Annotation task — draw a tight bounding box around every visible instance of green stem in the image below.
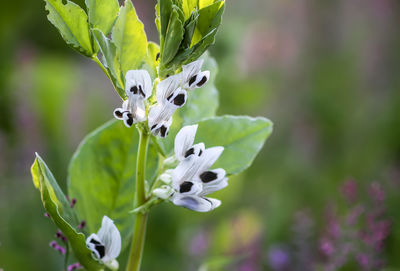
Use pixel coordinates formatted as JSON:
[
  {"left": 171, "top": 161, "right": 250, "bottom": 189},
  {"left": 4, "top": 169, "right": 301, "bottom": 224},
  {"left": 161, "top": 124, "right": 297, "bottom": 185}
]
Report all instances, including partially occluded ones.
[{"left": 126, "top": 129, "right": 150, "bottom": 271}]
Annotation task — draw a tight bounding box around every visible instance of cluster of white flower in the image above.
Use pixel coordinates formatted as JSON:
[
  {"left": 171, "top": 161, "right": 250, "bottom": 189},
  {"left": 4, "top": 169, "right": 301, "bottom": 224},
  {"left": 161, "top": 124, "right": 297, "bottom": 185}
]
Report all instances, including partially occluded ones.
[
  {"left": 153, "top": 125, "right": 228, "bottom": 212},
  {"left": 113, "top": 60, "right": 210, "bottom": 137}
]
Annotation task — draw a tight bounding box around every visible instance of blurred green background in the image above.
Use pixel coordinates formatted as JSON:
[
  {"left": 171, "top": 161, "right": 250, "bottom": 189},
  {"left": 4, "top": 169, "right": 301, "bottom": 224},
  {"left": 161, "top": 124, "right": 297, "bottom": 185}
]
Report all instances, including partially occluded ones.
[{"left": 1, "top": 0, "right": 400, "bottom": 270}]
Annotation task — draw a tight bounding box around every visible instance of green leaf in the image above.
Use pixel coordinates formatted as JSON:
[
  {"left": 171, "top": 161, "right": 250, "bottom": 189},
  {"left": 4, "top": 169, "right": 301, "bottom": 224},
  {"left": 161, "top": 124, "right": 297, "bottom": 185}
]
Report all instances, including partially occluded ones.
[
  {"left": 184, "top": 1, "right": 224, "bottom": 62},
  {"left": 93, "top": 29, "right": 125, "bottom": 98},
  {"left": 157, "top": 115, "right": 273, "bottom": 175},
  {"left": 31, "top": 154, "right": 103, "bottom": 271},
  {"left": 145, "top": 42, "right": 161, "bottom": 79},
  {"left": 112, "top": 0, "right": 148, "bottom": 78},
  {"left": 68, "top": 120, "right": 159, "bottom": 249},
  {"left": 181, "top": 10, "right": 199, "bottom": 49},
  {"left": 45, "top": 0, "right": 94, "bottom": 57},
  {"left": 86, "top": 0, "right": 120, "bottom": 36},
  {"left": 159, "top": 0, "right": 174, "bottom": 38},
  {"left": 182, "top": 0, "right": 198, "bottom": 20},
  {"left": 195, "top": 116, "right": 273, "bottom": 175},
  {"left": 161, "top": 6, "right": 185, "bottom": 65}
]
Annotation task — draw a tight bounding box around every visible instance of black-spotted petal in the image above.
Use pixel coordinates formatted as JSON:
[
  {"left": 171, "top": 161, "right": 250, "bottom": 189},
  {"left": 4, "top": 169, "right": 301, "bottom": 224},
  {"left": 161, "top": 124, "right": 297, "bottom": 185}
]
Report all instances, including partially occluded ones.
[{"left": 125, "top": 70, "right": 152, "bottom": 99}]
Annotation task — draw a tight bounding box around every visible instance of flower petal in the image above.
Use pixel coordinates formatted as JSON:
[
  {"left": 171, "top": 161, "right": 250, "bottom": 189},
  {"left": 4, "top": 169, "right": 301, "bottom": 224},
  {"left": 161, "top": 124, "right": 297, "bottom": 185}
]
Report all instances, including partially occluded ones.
[
  {"left": 97, "top": 216, "right": 121, "bottom": 263},
  {"left": 165, "top": 88, "right": 187, "bottom": 108},
  {"left": 182, "top": 59, "right": 203, "bottom": 88},
  {"left": 149, "top": 117, "right": 173, "bottom": 138},
  {"left": 192, "top": 70, "right": 210, "bottom": 88},
  {"left": 204, "top": 197, "right": 221, "bottom": 210},
  {"left": 196, "top": 146, "right": 224, "bottom": 174},
  {"left": 113, "top": 108, "right": 126, "bottom": 120},
  {"left": 156, "top": 74, "right": 182, "bottom": 103},
  {"left": 86, "top": 233, "right": 103, "bottom": 259},
  {"left": 171, "top": 194, "right": 213, "bottom": 212},
  {"left": 174, "top": 124, "right": 198, "bottom": 161},
  {"left": 172, "top": 157, "right": 202, "bottom": 189},
  {"left": 125, "top": 70, "right": 152, "bottom": 99}
]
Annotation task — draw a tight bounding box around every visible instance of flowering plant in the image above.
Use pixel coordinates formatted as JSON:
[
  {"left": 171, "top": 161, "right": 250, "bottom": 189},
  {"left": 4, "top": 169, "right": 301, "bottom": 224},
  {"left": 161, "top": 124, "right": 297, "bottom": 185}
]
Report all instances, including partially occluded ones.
[{"left": 31, "top": 0, "right": 272, "bottom": 270}]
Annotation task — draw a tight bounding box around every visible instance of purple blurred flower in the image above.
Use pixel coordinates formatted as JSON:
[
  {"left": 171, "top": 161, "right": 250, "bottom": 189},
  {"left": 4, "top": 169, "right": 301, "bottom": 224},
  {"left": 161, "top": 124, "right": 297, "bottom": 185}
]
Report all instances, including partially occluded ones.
[{"left": 267, "top": 246, "right": 290, "bottom": 271}]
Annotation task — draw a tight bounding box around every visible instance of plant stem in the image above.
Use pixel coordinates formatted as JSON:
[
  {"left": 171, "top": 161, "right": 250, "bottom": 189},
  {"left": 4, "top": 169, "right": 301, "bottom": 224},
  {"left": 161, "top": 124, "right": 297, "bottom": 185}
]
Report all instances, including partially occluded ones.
[{"left": 125, "top": 128, "right": 150, "bottom": 271}]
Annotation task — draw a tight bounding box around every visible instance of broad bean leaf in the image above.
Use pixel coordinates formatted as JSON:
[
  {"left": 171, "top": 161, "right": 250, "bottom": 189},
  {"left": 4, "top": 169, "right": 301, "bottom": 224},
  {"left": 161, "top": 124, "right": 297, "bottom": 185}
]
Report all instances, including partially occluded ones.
[
  {"left": 161, "top": 6, "right": 185, "bottom": 65},
  {"left": 86, "top": 0, "right": 120, "bottom": 36},
  {"left": 182, "top": 0, "right": 198, "bottom": 20},
  {"left": 68, "top": 120, "right": 159, "bottom": 249},
  {"left": 181, "top": 10, "right": 199, "bottom": 49},
  {"left": 93, "top": 29, "right": 125, "bottom": 98},
  {"left": 145, "top": 42, "right": 161, "bottom": 79},
  {"left": 31, "top": 154, "right": 103, "bottom": 271},
  {"left": 157, "top": 115, "right": 273, "bottom": 176},
  {"left": 112, "top": 0, "right": 148, "bottom": 78},
  {"left": 195, "top": 115, "right": 273, "bottom": 175},
  {"left": 44, "top": 0, "right": 94, "bottom": 57}
]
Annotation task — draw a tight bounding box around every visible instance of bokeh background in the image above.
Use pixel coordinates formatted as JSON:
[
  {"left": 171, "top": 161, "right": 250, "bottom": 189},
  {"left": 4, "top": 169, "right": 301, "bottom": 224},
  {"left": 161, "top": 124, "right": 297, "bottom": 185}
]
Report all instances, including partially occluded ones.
[{"left": 1, "top": 0, "right": 400, "bottom": 270}]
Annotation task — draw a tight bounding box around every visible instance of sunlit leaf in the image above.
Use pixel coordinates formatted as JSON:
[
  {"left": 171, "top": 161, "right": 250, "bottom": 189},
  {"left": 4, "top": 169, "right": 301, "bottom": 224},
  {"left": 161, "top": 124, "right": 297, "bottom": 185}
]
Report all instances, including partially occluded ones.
[
  {"left": 44, "top": 0, "right": 94, "bottom": 57},
  {"left": 112, "top": 0, "right": 148, "bottom": 78},
  {"left": 157, "top": 115, "right": 273, "bottom": 176},
  {"left": 31, "top": 154, "right": 103, "bottom": 271},
  {"left": 161, "top": 6, "right": 185, "bottom": 65},
  {"left": 93, "top": 29, "right": 125, "bottom": 98},
  {"left": 86, "top": 0, "right": 120, "bottom": 36},
  {"left": 68, "top": 120, "right": 159, "bottom": 250},
  {"left": 195, "top": 115, "right": 273, "bottom": 175},
  {"left": 145, "top": 42, "right": 161, "bottom": 79}
]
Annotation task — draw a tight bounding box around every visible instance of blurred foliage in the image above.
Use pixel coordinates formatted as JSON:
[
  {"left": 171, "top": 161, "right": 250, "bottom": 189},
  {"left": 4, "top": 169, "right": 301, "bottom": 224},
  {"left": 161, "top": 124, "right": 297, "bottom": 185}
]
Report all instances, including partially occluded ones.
[{"left": 1, "top": 0, "right": 400, "bottom": 270}]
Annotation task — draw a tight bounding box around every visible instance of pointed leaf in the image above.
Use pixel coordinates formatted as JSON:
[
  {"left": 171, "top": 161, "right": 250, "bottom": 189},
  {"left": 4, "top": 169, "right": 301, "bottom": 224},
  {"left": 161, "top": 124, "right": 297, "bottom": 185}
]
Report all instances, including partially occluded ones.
[
  {"left": 31, "top": 154, "right": 103, "bottom": 271},
  {"left": 161, "top": 6, "right": 185, "bottom": 65},
  {"left": 86, "top": 0, "right": 120, "bottom": 36},
  {"left": 93, "top": 29, "right": 125, "bottom": 98},
  {"left": 112, "top": 0, "right": 148, "bottom": 77},
  {"left": 195, "top": 116, "right": 273, "bottom": 175},
  {"left": 68, "top": 120, "right": 159, "bottom": 250},
  {"left": 45, "top": 0, "right": 94, "bottom": 57}
]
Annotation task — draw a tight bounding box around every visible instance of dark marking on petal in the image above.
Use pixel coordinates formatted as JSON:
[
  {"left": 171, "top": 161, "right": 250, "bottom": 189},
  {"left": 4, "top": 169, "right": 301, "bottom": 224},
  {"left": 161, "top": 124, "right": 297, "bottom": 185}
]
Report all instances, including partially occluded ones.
[
  {"left": 156, "top": 52, "right": 160, "bottom": 61},
  {"left": 151, "top": 124, "right": 157, "bottom": 130},
  {"left": 130, "top": 85, "right": 138, "bottom": 94},
  {"left": 167, "top": 93, "right": 173, "bottom": 101},
  {"left": 189, "top": 75, "right": 197, "bottom": 87},
  {"left": 114, "top": 109, "right": 123, "bottom": 118},
  {"left": 173, "top": 94, "right": 185, "bottom": 106},
  {"left": 139, "top": 85, "right": 146, "bottom": 98},
  {"left": 89, "top": 239, "right": 101, "bottom": 245},
  {"left": 180, "top": 181, "right": 194, "bottom": 193},
  {"left": 125, "top": 113, "right": 134, "bottom": 127},
  {"left": 95, "top": 244, "right": 105, "bottom": 259},
  {"left": 160, "top": 125, "right": 168, "bottom": 137},
  {"left": 196, "top": 76, "right": 208, "bottom": 87},
  {"left": 184, "top": 148, "right": 195, "bottom": 158},
  {"left": 200, "top": 171, "right": 218, "bottom": 183},
  {"left": 198, "top": 149, "right": 203, "bottom": 156}
]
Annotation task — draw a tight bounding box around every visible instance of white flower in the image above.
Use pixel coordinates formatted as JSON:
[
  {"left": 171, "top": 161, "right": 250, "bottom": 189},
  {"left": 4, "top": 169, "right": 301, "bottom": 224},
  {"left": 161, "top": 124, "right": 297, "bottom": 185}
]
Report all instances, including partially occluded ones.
[
  {"left": 154, "top": 125, "right": 228, "bottom": 212},
  {"left": 86, "top": 216, "right": 121, "bottom": 268},
  {"left": 113, "top": 70, "right": 152, "bottom": 127},
  {"left": 148, "top": 60, "right": 210, "bottom": 137},
  {"left": 181, "top": 60, "right": 210, "bottom": 91},
  {"left": 148, "top": 74, "right": 187, "bottom": 137},
  {"left": 174, "top": 124, "right": 205, "bottom": 161}
]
